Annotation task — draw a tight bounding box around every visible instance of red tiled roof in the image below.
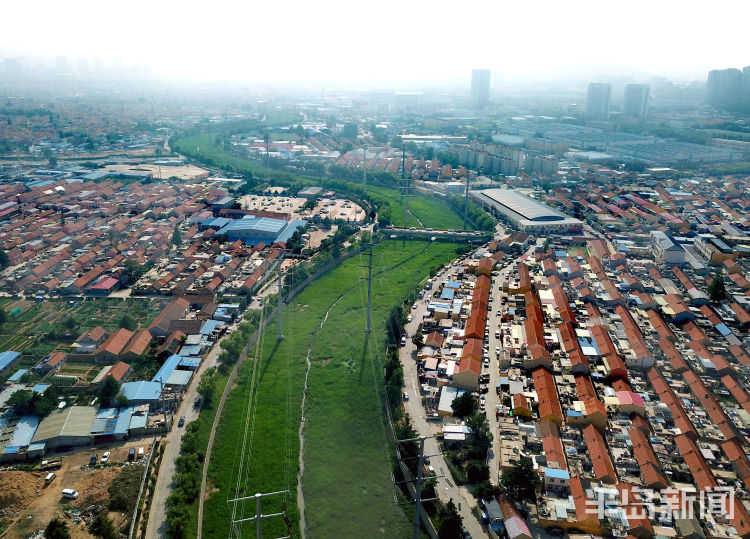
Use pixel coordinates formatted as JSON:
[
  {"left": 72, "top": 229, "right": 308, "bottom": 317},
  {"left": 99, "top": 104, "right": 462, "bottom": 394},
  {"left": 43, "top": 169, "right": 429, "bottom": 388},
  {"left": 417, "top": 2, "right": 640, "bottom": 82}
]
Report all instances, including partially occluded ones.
[{"left": 583, "top": 424, "right": 616, "bottom": 484}]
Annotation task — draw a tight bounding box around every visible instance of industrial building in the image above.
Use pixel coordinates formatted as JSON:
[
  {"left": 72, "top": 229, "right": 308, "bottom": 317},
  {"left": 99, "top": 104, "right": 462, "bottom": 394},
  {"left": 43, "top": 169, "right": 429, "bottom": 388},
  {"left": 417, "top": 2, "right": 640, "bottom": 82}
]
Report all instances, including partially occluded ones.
[
  {"left": 31, "top": 405, "right": 98, "bottom": 450},
  {"left": 213, "top": 216, "right": 307, "bottom": 245},
  {"left": 469, "top": 189, "right": 582, "bottom": 234}
]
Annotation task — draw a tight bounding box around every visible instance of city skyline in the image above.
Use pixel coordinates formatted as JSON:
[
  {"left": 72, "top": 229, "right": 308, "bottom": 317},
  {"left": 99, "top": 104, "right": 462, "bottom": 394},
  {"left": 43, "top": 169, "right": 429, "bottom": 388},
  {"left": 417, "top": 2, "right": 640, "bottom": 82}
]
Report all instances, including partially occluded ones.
[{"left": 1, "top": 0, "right": 748, "bottom": 85}]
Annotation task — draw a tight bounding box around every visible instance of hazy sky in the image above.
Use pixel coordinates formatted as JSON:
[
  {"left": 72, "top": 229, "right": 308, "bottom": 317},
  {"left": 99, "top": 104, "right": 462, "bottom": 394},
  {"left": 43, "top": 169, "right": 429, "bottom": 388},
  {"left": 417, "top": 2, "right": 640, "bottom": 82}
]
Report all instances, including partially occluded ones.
[{"left": 2, "top": 0, "right": 748, "bottom": 85}]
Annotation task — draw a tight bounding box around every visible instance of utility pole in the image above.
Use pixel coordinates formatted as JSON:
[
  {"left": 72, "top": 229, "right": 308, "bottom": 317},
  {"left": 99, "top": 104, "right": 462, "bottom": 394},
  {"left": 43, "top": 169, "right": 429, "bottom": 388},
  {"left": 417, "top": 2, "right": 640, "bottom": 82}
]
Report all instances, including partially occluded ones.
[
  {"left": 463, "top": 175, "right": 469, "bottom": 231},
  {"left": 366, "top": 242, "right": 373, "bottom": 333},
  {"left": 412, "top": 437, "right": 426, "bottom": 539},
  {"left": 228, "top": 489, "right": 290, "bottom": 539},
  {"left": 362, "top": 145, "right": 367, "bottom": 193},
  {"left": 402, "top": 145, "right": 408, "bottom": 229},
  {"left": 277, "top": 264, "right": 284, "bottom": 340}
]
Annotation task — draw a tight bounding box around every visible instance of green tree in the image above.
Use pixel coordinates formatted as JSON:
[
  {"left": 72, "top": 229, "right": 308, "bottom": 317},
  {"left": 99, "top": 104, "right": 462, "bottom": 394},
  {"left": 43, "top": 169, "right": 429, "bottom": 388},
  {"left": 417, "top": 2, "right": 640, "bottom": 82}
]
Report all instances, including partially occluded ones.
[
  {"left": 45, "top": 517, "right": 71, "bottom": 539},
  {"left": 98, "top": 377, "right": 121, "bottom": 408},
  {"left": 89, "top": 513, "right": 116, "bottom": 539},
  {"left": 435, "top": 500, "right": 463, "bottom": 539},
  {"left": 0, "top": 308, "right": 6, "bottom": 326},
  {"left": 196, "top": 367, "right": 217, "bottom": 407},
  {"left": 500, "top": 457, "right": 540, "bottom": 502},
  {"left": 708, "top": 272, "right": 727, "bottom": 303},
  {"left": 64, "top": 316, "right": 76, "bottom": 330},
  {"left": 120, "top": 314, "right": 136, "bottom": 331},
  {"left": 171, "top": 226, "right": 182, "bottom": 247},
  {"left": 451, "top": 392, "right": 476, "bottom": 418},
  {"left": 0, "top": 249, "right": 9, "bottom": 268}
]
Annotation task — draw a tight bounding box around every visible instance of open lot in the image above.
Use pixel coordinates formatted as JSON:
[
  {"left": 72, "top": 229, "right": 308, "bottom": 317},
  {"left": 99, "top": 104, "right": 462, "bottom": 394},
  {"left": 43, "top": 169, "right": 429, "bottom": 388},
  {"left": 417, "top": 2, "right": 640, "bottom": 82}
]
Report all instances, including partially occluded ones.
[
  {"left": 200, "top": 240, "right": 460, "bottom": 538},
  {"left": 313, "top": 197, "right": 364, "bottom": 222},
  {"left": 1, "top": 440, "right": 151, "bottom": 537},
  {"left": 239, "top": 194, "right": 306, "bottom": 215}
]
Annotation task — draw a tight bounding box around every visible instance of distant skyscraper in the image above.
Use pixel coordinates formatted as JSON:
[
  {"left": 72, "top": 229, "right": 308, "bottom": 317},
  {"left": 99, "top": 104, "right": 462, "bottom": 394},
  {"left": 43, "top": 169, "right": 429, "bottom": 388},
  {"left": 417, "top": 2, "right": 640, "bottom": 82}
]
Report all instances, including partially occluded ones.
[
  {"left": 586, "top": 82, "right": 611, "bottom": 118},
  {"left": 707, "top": 68, "right": 743, "bottom": 110},
  {"left": 743, "top": 67, "right": 750, "bottom": 108},
  {"left": 471, "top": 69, "right": 491, "bottom": 110},
  {"left": 623, "top": 83, "right": 650, "bottom": 118}
]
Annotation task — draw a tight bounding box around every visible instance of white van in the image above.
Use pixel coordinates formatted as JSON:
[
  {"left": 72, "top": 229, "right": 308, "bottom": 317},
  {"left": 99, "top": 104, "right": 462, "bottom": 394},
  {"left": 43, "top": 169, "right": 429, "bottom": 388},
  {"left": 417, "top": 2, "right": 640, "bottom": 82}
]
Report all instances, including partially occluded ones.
[
  {"left": 137, "top": 447, "right": 145, "bottom": 459},
  {"left": 61, "top": 488, "right": 79, "bottom": 499},
  {"left": 44, "top": 472, "right": 56, "bottom": 485}
]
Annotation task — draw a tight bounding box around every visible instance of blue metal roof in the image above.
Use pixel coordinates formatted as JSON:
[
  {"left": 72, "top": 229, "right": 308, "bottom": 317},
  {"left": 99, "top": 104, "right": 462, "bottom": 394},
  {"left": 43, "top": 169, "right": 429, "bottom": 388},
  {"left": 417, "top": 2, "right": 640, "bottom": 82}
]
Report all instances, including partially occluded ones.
[
  {"left": 114, "top": 406, "right": 136, "bottom": 435},
  {"left": 179, "top": 357, "right": 202, "bottom": 369},
  {"left": 5, "top": 415, "right": 40, "bottom": 452},
  {"left": 179, "top": 344, "right": 203, "bottom": 357},
  {"left": 121, "top": 381, "right": 162, "bottom": 402},
  {"left": 715, "top": 323, "right": 732, "bottom": 337},
  {"left": 0, "top": 351, "right": 20, "bottom": 373},
  {"left": 32, "top": 384, "right": 50, "bottom": 394},
  {"left": 201, "top": 319, "right": 223, "bottom": 335},
  {"left": 543, "top": 467, "right": 571, "bottom": 480},
  {"left": 8, "top": 369, "right": 27, "bottom": 382},
  {"left": 166, "top": 370, "right": 192, "bottom": 387},
  {"left": 440, "top": 288, "right": 455, "bottom": 300},
  {"left": 152, "top": 354, "right": 182, "bottom": 385},
  {"left": 276, "top": 219, "right": 307, "bottom": 244}
]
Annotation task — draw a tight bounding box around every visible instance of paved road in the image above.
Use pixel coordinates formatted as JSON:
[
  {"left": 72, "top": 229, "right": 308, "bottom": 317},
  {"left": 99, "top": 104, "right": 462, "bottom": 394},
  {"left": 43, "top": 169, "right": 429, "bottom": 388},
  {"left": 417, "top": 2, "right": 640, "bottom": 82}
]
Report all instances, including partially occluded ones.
[
  {"left": 144, "top": 322, "right": 236, "bottom": 538},
  {"left": 401, "top": 264, "right": 487, "bottom": 539}
]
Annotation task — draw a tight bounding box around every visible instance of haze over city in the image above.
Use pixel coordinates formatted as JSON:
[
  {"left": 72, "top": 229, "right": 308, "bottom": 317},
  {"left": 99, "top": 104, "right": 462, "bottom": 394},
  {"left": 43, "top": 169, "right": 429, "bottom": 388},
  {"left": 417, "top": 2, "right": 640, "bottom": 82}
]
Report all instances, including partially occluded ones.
[
  {"left": 2, "top": 0, "right": 749, "bottom": 85},
  {"left": 3, "top": 1, "right": 750, "bottom": 539}
]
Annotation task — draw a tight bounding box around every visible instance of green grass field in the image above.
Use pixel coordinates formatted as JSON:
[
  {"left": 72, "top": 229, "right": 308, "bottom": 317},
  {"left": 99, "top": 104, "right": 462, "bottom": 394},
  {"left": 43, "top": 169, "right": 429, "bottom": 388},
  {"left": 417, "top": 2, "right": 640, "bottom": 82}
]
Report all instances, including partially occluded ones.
[
  {"left": 172, "top": 132, "right": 469, "bottom": 231},
  {"left": 201, "top": 240, "right": 460, "bottom": 538},
  {"left": 366, "top": 185, "right": 467, "bottom": 230}
]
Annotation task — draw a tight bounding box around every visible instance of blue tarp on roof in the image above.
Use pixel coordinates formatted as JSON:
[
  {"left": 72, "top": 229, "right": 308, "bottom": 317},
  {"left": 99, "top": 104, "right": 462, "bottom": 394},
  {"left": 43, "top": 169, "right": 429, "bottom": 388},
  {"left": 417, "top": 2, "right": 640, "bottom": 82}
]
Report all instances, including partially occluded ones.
[
  {"left": 444, "top": 281, "right": 461, "bottom": 290},
  {"left": 32, "top": 384, "right": 50, "bottom": 394},
  {"left": 152, "top": 354, "right": 181, "bottom": 385},
  {"left": 555, "top": 250, "right": 568, "bottom": 258}
]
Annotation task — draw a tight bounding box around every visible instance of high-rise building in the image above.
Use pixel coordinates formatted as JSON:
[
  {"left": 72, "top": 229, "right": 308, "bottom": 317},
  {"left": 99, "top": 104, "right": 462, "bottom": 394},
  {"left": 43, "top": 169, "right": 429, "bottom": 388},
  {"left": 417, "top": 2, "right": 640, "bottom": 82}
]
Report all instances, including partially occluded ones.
[
  {"left": 586, "top": 82, "right": 611, "bottom": 118},
  {"left": 707, "top": 68, "right": 743, "bottom": 110},
  {"left": 743, "top": 67, "right": 750, "bottom": 108},
  {"left": 471, "top": 69, "right": 491, "bottom": 110},
  {"left": 623, "top": 83, "right": 650, "bottom": 118}
]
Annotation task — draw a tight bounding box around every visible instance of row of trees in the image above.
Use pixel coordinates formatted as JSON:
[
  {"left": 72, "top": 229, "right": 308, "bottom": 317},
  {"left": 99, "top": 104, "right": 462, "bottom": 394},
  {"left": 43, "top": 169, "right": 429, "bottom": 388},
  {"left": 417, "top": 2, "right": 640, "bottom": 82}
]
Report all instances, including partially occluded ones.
[{"left": 446, "top": 195, "right": 496, "bottom": 231}]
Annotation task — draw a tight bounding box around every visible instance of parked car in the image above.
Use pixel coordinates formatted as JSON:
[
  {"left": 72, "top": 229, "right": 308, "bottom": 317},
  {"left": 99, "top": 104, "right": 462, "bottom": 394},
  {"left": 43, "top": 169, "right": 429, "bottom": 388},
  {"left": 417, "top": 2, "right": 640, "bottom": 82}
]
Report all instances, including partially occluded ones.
[
  {"left": 89, "top": 454, "right": 98, "bottom": 466},
  {"left": 178, "top": 416, "right": 185, "bottom": 427},
  {"left": 100, "top": 451, "right": 110, "bottom": 464},
  {"left": 403, "top": 392, "right": 409, "bottom": 401},
  {"left": 137, "top": 447, "right": 144, "bottom": 459},
  {"left": 44, "top": 472, "right": 56, "bottom": 485},
  {"left": 61, "top": 489, "right": 79, "bottom": 499},
  {"left": 128, "top": 448, "right": 135, "bottom": 462}
]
